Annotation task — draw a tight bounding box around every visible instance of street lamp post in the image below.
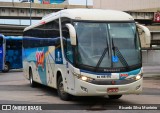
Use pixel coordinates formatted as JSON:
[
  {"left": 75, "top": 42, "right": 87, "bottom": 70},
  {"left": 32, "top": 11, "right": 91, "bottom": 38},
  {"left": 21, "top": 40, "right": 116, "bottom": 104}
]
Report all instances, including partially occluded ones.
[
  {"left": 30, "top": 0, "right": 32, "bottom": 25},
  {"left": 86, "top": 0, "right": 88, "bottom": 8},
  {"left": 12, "top": 0, "right": 14, "bottom": 6}
]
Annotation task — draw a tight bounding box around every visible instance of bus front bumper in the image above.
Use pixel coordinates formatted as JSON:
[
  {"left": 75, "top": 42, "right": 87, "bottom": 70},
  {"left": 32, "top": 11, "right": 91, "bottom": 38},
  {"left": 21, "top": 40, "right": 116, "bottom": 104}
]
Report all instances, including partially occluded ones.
[{"left": 72, "top": 78, "right": 142, "bottom": 96}]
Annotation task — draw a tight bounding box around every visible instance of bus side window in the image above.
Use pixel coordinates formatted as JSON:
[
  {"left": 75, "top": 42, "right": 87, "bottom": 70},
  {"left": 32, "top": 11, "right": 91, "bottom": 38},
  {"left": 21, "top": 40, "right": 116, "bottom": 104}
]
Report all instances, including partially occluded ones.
[{"left": 44, "top": 19, "right": 60, "bottom": 38}]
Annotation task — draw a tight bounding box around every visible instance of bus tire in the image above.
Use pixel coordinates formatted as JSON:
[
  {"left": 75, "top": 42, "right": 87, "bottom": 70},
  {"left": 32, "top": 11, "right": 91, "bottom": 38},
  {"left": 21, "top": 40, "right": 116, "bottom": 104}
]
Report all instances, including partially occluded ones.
[
  {"left": 57, "top": 76, "right": 71, "bottom": 101},
  {"left": 2, "top": 62, "right": 10, "bottom": 73},
  {"left": 108, "top": 95, "right": 122, "bottom": 99},
  {"left": 29, "top": 69, "right": 37, "bottom": 88}
]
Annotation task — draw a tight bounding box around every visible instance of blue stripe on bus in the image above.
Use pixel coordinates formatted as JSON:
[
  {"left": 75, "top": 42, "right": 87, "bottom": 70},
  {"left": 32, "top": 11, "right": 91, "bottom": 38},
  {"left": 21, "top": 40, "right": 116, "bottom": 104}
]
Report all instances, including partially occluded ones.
[
  {"left": 23, "top": 37, "right": 60, "bottom": 40},
  {"left": 80, "top": 69, "right": 111, "bottom": 75},
  {"left": 120, "top": 68, "right": 141, "bottom": 75},
  {"left": 5, "top": 36, "right": 23, "bottom": 40},
  {"left": 80, "top": 68, "right": 141, "bottom": 76}
]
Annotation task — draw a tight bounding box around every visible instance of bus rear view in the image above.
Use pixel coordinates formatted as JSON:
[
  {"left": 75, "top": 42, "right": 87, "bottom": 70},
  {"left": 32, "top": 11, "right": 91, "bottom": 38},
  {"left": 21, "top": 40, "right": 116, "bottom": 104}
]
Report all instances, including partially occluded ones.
[{"left": 0, "top": 35, "right": 23, "bottom": 72}]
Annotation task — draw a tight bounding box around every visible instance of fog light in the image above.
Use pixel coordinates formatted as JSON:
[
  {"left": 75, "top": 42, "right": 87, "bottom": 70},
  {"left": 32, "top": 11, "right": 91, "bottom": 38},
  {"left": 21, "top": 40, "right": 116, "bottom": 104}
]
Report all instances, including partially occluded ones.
[
  {"left": 136, "top": 85, "right": 141, "bottom": 90},
  {"left": 81, "top": 76, "right": 88, "bottom": 81},
  {"left": 81, "top": 86, "right": 88, "bottom": 92},
  {"left": 136, "top": 74, "right": 141, "bottom": 80}
]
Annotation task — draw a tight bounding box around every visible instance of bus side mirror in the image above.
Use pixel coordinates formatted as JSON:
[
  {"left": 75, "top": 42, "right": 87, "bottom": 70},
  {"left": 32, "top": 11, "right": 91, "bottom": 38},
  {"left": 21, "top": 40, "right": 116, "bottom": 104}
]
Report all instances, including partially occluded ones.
[
  {"left": 136, "top": 24, "right": 151, "bottom": 48},
  {"left": 66, "top": 24, "right": 77, "bottom": 46}
]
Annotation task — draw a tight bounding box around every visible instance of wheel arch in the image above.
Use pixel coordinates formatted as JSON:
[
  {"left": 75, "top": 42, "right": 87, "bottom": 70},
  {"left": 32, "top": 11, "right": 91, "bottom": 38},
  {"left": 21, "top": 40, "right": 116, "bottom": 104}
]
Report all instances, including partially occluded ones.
[
  {"left": 28, "top": 65, "right": 33, "bottom": 80},
  {"left": 56, "top": 69, "right": 63, "bottom": 89}
]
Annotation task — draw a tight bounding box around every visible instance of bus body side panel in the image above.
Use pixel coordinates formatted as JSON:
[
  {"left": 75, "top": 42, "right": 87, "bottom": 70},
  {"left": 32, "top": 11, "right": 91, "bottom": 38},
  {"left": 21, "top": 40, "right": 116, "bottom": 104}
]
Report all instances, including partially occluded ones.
[
  {"left": 45, "top": 46, "right": 56, "bottom": 87},
  {"left": 23, "top": 57, "right": 30, "bottom": 80},
  {"left": 23, "top": 45, "right": 65, "bottom": 88},
  {"left": 0, "top": 36, "right": 5, "bottom": 71},
  {"left": 0, "top": 46, "right": 3, "bottom": 70},
  {"left": 24, "top": 47, "right": 48, "bottom": 85},
  {"left": 6, "top": 48, "right": 22, "bottom": 69}
]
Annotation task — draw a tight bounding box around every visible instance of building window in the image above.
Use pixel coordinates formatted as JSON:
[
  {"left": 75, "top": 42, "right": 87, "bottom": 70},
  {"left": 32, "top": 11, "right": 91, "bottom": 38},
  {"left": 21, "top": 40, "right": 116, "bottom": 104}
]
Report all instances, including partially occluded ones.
[
  {"left": 2, "top": 9, "right": 5, "bottom": 12},
  {"left": 11, "top": 9, "right": 14, "bottom": 13}
]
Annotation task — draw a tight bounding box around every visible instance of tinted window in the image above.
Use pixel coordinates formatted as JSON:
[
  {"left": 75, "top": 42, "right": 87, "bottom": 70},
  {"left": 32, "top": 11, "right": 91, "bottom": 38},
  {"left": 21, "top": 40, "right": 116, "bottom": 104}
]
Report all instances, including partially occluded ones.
[
  {"left": 23, "top": 38, "right": 60, "bottom": 48},
  {"left": 23, "top": 19, "right": 61, "bottom": 48},
  {"left": 62, "top": 18, "right": 73, "bottom": 63},
  {"left": 23, "top": 19, "right": 60, "bottom": 38},
  {"left": 6, "top": 39, "right": 22, "bottom": 50}
]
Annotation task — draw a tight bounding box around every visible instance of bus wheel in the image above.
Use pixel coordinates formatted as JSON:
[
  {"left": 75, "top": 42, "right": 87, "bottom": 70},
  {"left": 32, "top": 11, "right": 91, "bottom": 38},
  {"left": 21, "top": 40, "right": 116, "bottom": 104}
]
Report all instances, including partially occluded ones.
[
  {"left": 57, "top": 76, "right": 71, "bottom": 101},
  {"left": 29, "top": 69, "right": 37, "bottom": 87},
  {"left": 2, "top": 62, "right": 10, "bottom": 73},
  {"left": 108, "top": 95, "right": 122, "bottom": 99}
]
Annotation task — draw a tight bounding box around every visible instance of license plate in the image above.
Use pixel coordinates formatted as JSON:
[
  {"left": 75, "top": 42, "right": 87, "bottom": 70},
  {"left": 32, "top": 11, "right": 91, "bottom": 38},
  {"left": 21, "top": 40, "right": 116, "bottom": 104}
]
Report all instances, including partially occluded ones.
[
  {"left": 107, "top": 88, "right": 119, "bottom": 93},
  {"left": 96, "top": 74, "right": 119, "bottom": 79}
]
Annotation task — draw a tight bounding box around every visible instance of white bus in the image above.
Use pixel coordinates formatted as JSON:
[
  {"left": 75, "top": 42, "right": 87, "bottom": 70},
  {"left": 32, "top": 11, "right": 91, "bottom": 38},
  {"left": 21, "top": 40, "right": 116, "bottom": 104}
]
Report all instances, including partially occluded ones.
[{"left": 23, "top": 9, "right": 150, "bottom": 100}]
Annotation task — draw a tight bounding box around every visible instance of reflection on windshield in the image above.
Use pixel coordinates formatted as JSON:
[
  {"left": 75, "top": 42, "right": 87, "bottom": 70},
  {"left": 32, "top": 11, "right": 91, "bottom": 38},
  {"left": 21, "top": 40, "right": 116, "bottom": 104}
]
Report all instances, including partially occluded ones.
[
  {"left": 75, "top": 22, "right": 111, "bottom": 68},
  {"left": 108, "top": 23, "right": 141, "bottom": 67},
  {"left": 74, "top": 22, "right": 141, "bottom": 70}
]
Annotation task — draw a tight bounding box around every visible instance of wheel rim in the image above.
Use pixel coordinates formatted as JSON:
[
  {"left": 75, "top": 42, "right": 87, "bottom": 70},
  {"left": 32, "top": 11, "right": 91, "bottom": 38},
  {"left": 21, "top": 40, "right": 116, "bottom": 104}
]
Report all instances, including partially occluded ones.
[
  {"left": 58, "top": 81, "right": 66, "bottom": 96},
  {"left": 30, "top": 76, "right": 33, "bottom": 85},
  {"left": 4, "top": 64, "right": 8, "bottom": 70}
]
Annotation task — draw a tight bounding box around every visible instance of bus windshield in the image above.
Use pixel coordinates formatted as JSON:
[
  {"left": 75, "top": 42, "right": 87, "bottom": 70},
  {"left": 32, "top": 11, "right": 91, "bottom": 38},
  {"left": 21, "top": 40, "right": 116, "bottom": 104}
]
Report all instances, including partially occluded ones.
[{"left": 74, "top": 21, "right": 141, "bottom": 72}]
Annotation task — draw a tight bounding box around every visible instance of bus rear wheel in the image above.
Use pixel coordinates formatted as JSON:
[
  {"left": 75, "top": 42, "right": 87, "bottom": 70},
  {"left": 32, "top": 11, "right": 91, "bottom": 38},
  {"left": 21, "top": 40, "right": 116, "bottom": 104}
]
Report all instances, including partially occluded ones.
[
  {"left": 29, "top": 69, "right": 37, "bottom": 87},
  {"left": 57, "top": 76, "right": 71, "bottom": 101},
  {"left": 2, "top": 62, "right": 10, "bottom": 73},
  {"left": 108, "top": 95, "right": 122, "bottom": 99}
]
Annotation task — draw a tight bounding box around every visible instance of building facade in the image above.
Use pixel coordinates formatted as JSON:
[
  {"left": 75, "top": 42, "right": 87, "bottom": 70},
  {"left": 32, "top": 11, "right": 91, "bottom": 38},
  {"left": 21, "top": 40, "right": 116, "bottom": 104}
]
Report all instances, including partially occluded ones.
[
  {"left": 93, "top": 0, "right": 160, "bottom": 24},
  {"left": 93, "top": 0, "right": 160, "bottom": 11}
]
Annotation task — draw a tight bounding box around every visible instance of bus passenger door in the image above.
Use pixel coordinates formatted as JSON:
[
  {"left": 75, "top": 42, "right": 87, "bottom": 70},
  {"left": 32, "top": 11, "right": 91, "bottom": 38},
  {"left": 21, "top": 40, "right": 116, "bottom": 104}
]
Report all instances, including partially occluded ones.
[
  {"left": 65, "top": 38, "right": 75, "bottom": 93},
  {"left": 62, "top": 23, "right": 76, "bottom": 93},
  {"left": 66, "top": 62, "right": 75, "bottom": 93},
  {"left": 0, "top": 36, "right": 5, "bottom": 71}
]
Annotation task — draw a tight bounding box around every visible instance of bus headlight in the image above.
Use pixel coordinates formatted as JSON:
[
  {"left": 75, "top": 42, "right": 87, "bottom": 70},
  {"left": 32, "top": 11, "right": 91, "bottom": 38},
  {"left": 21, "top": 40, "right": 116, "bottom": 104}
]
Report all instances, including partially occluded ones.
[
  {"left": 125, "top": 73, "right": 143, "bottom": 81},
  {"left": 136, "top": 74, "right": 142, "bottom": 80},
  {"left": 81, "top": 76, "right": 88, "bottom": 81},
  {"left": 72, "top": 72, "right": 94, "bottom": 82}
]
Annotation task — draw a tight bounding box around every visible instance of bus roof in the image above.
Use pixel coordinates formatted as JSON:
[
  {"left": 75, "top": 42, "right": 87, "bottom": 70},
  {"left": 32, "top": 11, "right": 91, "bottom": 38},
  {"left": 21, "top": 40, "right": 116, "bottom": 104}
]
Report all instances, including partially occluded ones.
[{"left": 24, "top": 9, "right": 134, "bottom": 31}]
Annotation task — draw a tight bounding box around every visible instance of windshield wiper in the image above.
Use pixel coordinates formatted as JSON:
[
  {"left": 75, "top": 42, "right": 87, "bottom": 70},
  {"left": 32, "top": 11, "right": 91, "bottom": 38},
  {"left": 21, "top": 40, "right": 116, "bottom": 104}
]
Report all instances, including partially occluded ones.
[
  {"left": 112, "top": 38, "right": 129, "bottom": 70},
  {"left": 95, "top": 37, "right": 110, "bottom": 72},
  {"left": 95, "top": 47, "right": 109, "bottom": 72}
]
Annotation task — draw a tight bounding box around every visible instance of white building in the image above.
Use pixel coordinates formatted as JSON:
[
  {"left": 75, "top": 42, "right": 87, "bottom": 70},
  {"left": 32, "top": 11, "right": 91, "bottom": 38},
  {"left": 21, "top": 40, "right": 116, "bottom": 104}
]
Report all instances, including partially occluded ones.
[
  {"left": 93, "top": 0, "right": 160, "bottom": 24},
  {"left": 93, "top": 0, "right": 160, "bottom": 11}
]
